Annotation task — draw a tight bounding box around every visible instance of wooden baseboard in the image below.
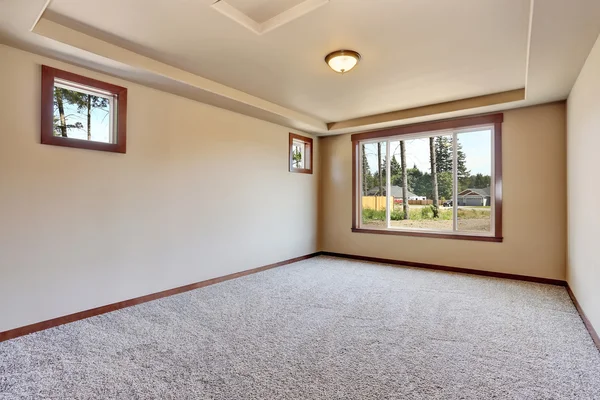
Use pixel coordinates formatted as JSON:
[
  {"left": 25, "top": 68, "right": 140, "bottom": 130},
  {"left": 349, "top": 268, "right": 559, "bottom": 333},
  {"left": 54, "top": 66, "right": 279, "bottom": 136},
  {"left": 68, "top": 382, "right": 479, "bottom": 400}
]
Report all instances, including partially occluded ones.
[
  {"left": 566, "top": 286, "right": 600, "bottom": 352},
  {"left": 3, "top": 251, "right": 598, "bottom": 354},
  {"left": 0, "top": 252, "right": 320, "bottom": 343},
  {"left": 321, "top": 252, "right": 567, "bottom": 286}
]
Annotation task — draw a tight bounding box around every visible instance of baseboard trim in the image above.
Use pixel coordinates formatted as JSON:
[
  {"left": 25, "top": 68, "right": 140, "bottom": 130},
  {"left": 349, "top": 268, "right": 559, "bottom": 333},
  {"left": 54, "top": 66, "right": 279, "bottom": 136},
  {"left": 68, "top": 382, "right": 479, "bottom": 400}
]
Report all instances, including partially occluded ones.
[
  {"left": 0, "top": 252, "right": 320, "bottom": 343},
  {"left": 566, "top": 285, "right": 600, "bottom": 352},
  {"left": 4, "top": 251, "right": 598, "bottom": 353},
  {"left": 321, "top": 252, "right": 567, "bottom": 286}
]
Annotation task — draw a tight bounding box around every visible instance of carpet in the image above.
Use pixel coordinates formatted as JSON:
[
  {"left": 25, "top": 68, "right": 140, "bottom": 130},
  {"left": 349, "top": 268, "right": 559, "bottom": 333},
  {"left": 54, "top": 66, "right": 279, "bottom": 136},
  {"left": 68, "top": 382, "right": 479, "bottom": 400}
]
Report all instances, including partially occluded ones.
[{"left": 1, "top": 256, "right": 599, "bottom": 399}]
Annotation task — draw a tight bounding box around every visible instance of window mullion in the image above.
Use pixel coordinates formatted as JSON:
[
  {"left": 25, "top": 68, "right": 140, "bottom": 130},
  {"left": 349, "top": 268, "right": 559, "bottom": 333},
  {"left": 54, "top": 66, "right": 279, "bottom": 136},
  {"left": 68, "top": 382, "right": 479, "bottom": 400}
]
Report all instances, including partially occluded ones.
[
  {"left": 491, "top": 127, "right": 496, "bottom": 233},
  {"left": 386, "top": 140, "right": 391, "bottom": 228},
  {"left": 109, "top": 96, "right": 115, "bottom": 144},
  {"left": 358, "top": 144, "right": 363, "bottom": 229},
  {"left": 452, "top": 132, "right": 458, "bottom": 232}
]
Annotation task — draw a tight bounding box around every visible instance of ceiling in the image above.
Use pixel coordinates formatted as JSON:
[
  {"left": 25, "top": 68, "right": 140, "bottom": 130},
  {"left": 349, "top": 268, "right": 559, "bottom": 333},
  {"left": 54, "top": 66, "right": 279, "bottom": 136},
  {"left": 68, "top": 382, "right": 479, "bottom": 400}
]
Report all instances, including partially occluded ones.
[{"left": 0, "top": 0, "right": 599, "bottom": 135}]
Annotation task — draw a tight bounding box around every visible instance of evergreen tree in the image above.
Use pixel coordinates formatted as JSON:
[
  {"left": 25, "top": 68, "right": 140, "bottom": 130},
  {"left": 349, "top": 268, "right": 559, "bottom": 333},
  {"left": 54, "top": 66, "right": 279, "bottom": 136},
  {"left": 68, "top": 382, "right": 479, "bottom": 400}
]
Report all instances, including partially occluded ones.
[
  {"left": 371, "top": 153, "right": 387, "bottom": 195},
  {"left": 361, "top": 144, "right": 371, "bottom": 195},
  {"left": 389, "top": 156, "right": 401, "bottom": 186},
  {"left": 471, "top": 173, "right": 491, "bottom": 189},
  {"left": 433, "top": 137, "right": 471, "bottom": 192},
  {"left": 435, "top": 137, "right": 453, "bottom": 173},
  {"left": 407, "top": 164, "right": 423, "bottom": 194},
  {"left": 390, "top": 156, "right": 401, "bottom": 177},
  {"left": 53, "top": 88, "right": 108, "bottom": 140},
  {"left": 413, "top": 172, "right": 430, "bottom": 197},
  {"left": 429, "top": 137, "right": 439, "bottom": 218},
  {"left": 455, "top": 139, "right": 471, "bottom": 191},
  {"left": 53, "top": 87, "right": 84, "bottom": 137},
  {"left": 400, "top": 141, "right": 409, "bottom": 219},
  {"left": 437, "top": 172, "right": 453, "bottom": 200},
  {"left": 54, "top": 87, "right": 68, "bottom": 137}
]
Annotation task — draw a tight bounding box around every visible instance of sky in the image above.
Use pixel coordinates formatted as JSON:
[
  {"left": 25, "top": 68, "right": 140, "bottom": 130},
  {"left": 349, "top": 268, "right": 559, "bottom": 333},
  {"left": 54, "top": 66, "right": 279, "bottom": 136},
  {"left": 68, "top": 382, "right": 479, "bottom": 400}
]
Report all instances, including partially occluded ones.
[
  {"left": 364, "top": 129, "right": 492, "bottom": 176},
  {"left": 54, "top": 88, "right": 111, "bottom": 143}
]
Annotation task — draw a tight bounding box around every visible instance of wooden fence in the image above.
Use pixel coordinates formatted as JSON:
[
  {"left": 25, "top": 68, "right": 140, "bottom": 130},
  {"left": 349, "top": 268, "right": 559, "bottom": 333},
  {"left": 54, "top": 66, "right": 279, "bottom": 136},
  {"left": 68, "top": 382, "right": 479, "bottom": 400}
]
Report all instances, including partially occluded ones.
[
  {"left": 362, "top": 196, "right": 432, "bottom": 210},
  {"left": 406, "top": 199, "right": 433, "bottom": 205},
  {"left": 361, "top": 196, "right": 390, "bottom": 211}
]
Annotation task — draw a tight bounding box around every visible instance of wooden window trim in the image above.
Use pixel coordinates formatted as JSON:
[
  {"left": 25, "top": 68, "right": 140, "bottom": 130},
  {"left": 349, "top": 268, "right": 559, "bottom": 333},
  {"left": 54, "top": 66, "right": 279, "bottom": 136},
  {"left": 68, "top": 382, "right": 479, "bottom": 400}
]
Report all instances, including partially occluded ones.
[
  {"left": 350, "top": 113, "right": 504, "bottom": 142},
  {"left": 289, "top": 132, "right": 313, "bottom": 174},
  {"left": 352, "top": 113, "right": 503, "bottom": 242},
  {"left": 41, "top": 65, "right": 128, "bottom": 154}
]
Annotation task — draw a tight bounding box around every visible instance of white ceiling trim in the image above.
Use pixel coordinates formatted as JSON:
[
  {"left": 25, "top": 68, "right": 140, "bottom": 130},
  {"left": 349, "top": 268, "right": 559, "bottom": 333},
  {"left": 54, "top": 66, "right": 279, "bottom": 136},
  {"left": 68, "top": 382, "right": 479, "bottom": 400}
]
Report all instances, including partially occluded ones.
[
  {"left": 31, "top": 17, "right": 328, "bottom": 131},
  {"left": 523, "top": 0, "right": 535, "bottom": 99},
  {"left": 29, "top": 0, "right": 52, "bottom": 31},
  {"left": 211, "top": 0, "right": 329, "bottom": 35},
  {"left": 211, "top": 1, "right": 262, "bottom": 34},
  {"left": 261, "top": 0, "right": 329, "bottom": 35}
]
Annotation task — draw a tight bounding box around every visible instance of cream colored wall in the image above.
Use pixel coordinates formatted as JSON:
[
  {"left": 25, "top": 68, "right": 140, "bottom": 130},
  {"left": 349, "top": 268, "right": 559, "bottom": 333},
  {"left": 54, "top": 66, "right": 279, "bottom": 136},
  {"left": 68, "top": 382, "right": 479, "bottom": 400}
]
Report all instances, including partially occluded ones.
[
  {"left": 0, "top": 44, "right": 318, "bottom": 332},
  {"left": 319, "top": 102, "right": 567, "bottom": 280},
  {"left": 567, "top": 35, "right": 600, "bottom": 334}
]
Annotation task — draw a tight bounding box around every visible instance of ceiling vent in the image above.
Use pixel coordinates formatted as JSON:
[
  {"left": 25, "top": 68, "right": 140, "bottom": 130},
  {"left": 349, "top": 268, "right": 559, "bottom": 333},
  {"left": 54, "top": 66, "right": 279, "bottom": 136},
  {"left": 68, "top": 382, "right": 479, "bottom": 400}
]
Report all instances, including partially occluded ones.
[{"left": 211, "top": 0, "right": 329, "bottom": 35}]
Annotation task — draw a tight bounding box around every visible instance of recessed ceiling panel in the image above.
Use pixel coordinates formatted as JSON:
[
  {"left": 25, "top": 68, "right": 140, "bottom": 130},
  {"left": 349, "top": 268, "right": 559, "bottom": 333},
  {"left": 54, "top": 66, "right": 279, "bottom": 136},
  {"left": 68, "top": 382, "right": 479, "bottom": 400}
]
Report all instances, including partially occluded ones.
[
  {"left": 225, "top": 0, "right": 308, "bottom": 23},
  {"left": 211, "top": 0, "right": 329, "bottom": 34}
]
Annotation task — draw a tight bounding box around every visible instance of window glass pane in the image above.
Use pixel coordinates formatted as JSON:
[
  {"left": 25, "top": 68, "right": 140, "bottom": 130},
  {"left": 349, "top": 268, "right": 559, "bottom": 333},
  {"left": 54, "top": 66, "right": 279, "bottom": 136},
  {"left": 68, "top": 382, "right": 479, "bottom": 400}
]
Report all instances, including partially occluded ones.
[
  {"left": 292, "top": 140, "right": 305, "bottom": 169},
  {"left": 360, "top": 141, "right": 387, "bottom": 229},
  {"left": 53, "top": 83, "right": 114, "bottom": 144},
  {"left": 388, "top": 135, "right": 454, "bottom": 231},
  {"left": 456, "top": 129, "right": 492, "bottom": 233}
]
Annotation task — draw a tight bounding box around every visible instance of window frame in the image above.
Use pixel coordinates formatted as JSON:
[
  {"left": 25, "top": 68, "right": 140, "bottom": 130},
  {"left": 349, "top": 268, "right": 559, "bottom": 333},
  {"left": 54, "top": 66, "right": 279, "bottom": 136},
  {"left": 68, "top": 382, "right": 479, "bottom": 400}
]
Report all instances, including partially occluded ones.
[
  {"left": 289, "top": 132, "right": 313, "bottom": 174},
  {"left": 351, "top": 113, "right": 503, "bottom": 242},
  {"left": 41, "top": 65, "right": 128, "bottom": 154}
]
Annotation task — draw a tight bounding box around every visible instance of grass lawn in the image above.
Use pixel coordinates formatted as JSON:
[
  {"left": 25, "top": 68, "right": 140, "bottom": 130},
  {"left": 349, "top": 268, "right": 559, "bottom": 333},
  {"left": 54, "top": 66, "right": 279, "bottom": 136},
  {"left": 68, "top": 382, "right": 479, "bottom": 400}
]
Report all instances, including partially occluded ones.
[{"left": 362, "top": 205, "right": 491, "bottom": 232}]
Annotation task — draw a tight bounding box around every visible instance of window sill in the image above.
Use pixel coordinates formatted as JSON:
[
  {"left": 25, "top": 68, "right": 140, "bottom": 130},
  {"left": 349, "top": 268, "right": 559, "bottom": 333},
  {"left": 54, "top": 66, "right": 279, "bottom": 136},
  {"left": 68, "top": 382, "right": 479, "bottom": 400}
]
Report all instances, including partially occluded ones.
[
  {"left": 41, "top": 135, "right": 126, "bottom": 154},
  {"left": 351, "top": 228, "right": 503, "bottom": 242},
  {"left": 290, "top": 168, "right": 313, "bottom": 174}
]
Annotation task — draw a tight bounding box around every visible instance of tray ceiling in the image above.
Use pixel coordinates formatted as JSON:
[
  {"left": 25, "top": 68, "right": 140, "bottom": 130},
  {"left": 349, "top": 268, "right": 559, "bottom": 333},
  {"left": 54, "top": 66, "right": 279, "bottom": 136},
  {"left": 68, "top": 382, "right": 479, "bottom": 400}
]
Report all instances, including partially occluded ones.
[
  {"left": 1, "top": 0, "right": 600, "bottom": 135},
  {"left": 43, "top": 0, "right": 530, "bottom": 122}
]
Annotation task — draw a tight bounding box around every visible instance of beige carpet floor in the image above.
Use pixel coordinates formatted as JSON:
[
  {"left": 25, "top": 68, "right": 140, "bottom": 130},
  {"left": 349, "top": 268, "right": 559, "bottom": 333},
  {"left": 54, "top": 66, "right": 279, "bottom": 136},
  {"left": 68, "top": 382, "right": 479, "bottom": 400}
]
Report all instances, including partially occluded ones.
[{"left": 1, "top": 256, "right": 599, "bottom": 399}]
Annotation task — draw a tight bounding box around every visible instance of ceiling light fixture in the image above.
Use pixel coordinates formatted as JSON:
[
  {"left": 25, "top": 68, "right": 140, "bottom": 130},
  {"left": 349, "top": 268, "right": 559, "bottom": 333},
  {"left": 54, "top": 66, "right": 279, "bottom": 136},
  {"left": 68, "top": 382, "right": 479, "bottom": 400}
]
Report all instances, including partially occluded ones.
[{"left": 325, "top": 50, "right": 361, "bottom": 74}]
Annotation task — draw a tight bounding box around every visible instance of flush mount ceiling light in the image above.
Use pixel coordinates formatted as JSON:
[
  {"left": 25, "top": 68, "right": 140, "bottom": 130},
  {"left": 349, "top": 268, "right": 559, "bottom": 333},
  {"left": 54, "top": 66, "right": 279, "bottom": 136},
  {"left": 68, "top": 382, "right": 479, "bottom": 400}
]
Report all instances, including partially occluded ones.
[{"left": 325, "top": 50, "right": 361, "bottom": 74}]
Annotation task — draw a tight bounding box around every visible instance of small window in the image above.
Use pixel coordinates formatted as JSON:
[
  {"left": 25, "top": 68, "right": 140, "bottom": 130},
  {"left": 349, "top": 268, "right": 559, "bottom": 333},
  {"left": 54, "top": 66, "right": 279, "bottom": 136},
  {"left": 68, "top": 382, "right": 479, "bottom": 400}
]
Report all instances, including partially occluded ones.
[
  {"left": 352, "top": 113, "right": 503, "bottom": 242},
  {"left": 289, "top": 133, "right": 313, "bottom": 174},
  {"left": 41, "top": 65, "right": 127, "bottom": 153}
]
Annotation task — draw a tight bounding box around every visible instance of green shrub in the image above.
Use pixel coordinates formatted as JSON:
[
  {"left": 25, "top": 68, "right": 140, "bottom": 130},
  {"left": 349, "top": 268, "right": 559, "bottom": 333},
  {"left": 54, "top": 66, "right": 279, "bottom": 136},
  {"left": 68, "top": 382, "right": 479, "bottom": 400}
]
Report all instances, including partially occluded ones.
[
  {"left": 438, "top": 208, "right": 453, "bottom": 220},
  {"left": 363, "top": 208, "right": 405, "bottom": 221},
  {"left": 420, "top": 205, "right": 434, "bottom": 219},
  {"left": 364, "top": 205, "right": 490, "bottom": 222},
  {"left": 390, "top": 210, "right": 404, "bottom": 220},
  {"left": 362, "top": 208, "right": 386, "bottom": 221}
]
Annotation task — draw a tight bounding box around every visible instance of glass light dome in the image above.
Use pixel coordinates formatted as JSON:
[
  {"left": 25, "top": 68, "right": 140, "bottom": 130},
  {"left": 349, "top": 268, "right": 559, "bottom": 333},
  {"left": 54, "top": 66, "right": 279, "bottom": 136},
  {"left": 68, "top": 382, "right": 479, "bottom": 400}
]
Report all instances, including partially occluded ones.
[{"left": 325, "top": 50, "right": 361, "bottom": 74}]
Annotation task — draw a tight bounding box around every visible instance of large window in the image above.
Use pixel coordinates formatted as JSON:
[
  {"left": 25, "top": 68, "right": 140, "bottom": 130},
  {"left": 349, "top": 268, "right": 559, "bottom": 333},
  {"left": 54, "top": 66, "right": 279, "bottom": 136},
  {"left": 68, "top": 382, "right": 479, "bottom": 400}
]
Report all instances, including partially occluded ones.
[{"left": 352, "top": 114, "right": 502, "bottom": 242}]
